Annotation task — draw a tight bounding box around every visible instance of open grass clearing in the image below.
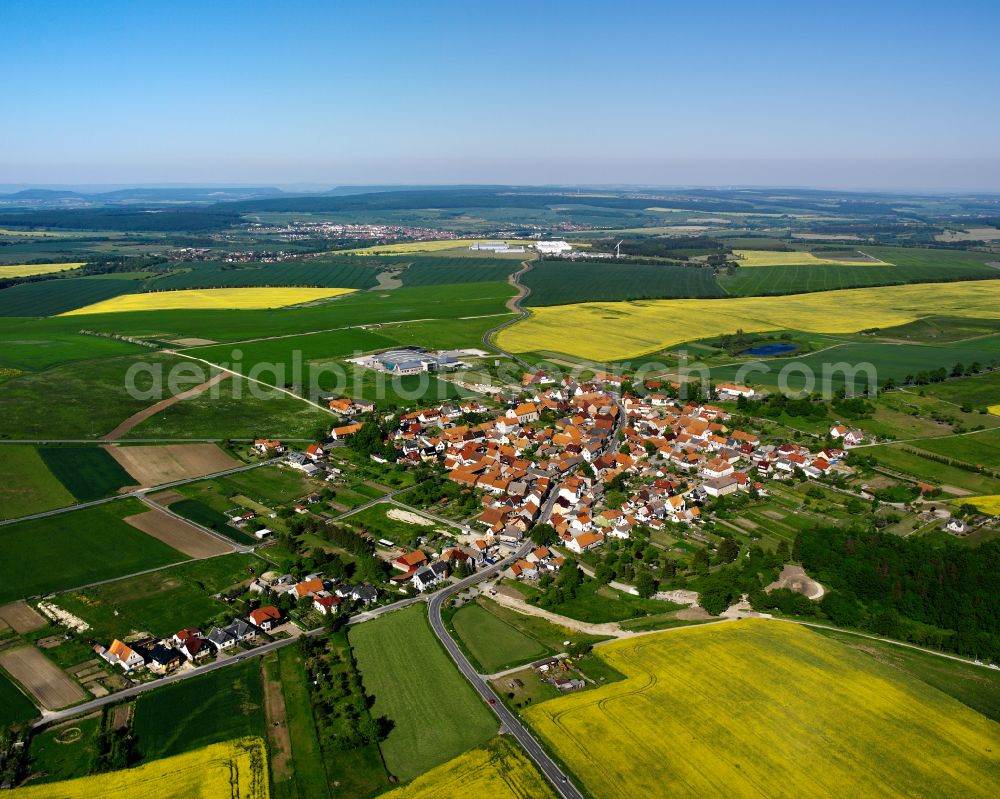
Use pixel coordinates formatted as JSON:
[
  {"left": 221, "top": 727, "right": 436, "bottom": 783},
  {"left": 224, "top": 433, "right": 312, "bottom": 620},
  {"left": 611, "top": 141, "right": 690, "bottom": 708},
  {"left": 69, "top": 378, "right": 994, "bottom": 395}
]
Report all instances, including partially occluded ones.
[{"left": 27, "top": 714, "right": 102, "bottom": 785}]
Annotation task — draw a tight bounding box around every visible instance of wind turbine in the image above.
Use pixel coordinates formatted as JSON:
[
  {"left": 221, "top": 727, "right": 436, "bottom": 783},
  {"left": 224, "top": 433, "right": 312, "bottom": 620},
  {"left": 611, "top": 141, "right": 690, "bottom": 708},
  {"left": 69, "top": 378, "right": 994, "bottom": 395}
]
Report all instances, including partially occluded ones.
[{"left": 615, "top": 240, "right": 624, "bottom": 259}]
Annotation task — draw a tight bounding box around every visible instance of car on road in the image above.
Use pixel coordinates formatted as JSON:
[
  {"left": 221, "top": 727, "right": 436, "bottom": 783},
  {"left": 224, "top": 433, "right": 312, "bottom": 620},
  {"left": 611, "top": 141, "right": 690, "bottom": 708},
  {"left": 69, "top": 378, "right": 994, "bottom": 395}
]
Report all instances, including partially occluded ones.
[{"left": 488, "top": 698, "right": 496, "bottom": 705}]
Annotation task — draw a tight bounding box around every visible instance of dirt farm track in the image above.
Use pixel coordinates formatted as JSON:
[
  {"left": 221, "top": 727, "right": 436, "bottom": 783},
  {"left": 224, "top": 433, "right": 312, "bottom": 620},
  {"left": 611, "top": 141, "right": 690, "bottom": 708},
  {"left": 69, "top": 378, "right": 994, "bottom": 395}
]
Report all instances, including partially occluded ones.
[
  {"left": 124, "top": 508, "right": 234, "bottom": 558},
  {"left": 104, "top": 443, "right": 238, "bottom": 486},
  {"left": 0, "top": 646, "right": 86, "bottom": 709}
]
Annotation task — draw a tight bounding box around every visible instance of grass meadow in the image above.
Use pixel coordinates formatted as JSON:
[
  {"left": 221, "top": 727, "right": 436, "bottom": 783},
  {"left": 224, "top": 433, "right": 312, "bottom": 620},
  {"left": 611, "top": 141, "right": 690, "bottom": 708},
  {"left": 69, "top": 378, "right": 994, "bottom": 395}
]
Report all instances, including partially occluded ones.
[
  {"left": 27, "top": 714, "right": 102, "bottom": 784},
  {"left": 526, "top": 620, "right": 1000, "bottom": 799},
  {"left": 450, "top": 603, "right": 548, "bottom": 673},
  {"left": 0, "top": 499, "right": 189, "bottom": 603},
  {"left": 350, "top": 604, "right": 497, "bottom": 781}
]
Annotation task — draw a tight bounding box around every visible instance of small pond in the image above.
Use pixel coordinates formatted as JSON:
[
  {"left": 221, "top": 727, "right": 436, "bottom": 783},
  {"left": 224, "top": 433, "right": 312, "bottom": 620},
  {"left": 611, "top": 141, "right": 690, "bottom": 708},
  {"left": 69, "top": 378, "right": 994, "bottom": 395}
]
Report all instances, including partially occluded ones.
[{"left": 739, "top": 343, "right": 799, "bottom": 356}]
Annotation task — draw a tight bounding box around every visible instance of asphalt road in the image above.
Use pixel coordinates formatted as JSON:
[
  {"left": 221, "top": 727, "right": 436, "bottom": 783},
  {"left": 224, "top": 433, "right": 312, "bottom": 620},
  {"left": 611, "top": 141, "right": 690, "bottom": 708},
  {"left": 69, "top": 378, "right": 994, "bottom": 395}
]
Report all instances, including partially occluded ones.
[{"left": 426, "top": 542, "right": 586, "bottom": 799}]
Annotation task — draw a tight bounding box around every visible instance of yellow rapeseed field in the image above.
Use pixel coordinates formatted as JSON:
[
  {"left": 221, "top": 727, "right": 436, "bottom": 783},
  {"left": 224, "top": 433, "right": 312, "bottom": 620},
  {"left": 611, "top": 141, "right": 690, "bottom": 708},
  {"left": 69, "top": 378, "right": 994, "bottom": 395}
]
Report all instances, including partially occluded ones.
[
  {"left": 733, "top": 249, "right": 887, "bottom": 267},
  {"left": 381, "top": 737, "right": 556, "bottom": 799},
  {"left": 0, "top": 262, "right": 85, "bottom": 278},
  {"left": 988, "top": 404, "right": 1000, "bottom": 417},
  {"left": 10, "top": 737, "right": 268, "bottom": 798},
  {"left": 341, "top": 239, "right": 525, "bottom": 255},
  {"left": 524, "top": 620, "right": 1000, "bottom": 799},
  {"left": 498, "top": 279, "right": 1000, "bottom": 361},
  {"left": 60, "top": 286, "right": 355, "bottom": 316},
  {"left": 961, "top": 495, "right": 1000, "bottom": 515}
]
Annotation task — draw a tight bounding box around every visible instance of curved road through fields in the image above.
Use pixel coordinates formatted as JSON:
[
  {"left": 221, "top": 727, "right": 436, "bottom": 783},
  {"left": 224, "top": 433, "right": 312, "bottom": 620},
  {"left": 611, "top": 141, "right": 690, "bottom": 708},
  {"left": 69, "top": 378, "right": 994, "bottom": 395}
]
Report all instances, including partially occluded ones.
[
  {"left": 426, "top": 543, "right": 586, "bottom": 799},
  {"left": 481, "top": 259, "right": 534, "bottom": 370}
]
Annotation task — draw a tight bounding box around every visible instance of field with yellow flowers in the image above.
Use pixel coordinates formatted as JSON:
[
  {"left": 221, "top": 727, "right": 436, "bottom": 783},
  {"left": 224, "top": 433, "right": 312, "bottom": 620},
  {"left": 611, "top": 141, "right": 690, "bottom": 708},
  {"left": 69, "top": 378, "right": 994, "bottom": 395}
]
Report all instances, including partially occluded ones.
[
  {"left": 961, "top": 495, "right": 1000, "bottom": 515},
  {"left": 0, "top": 262, "right": 85, "bottom": 278},
  {"left": 498, "top": 279, "right": 1000, "bottom": 361},
  {"left": 733, "top": 249, "right": 887, "bottom": 267},
  {"left": 60, "top": 286, "right": 355, "bottom": 316},
  {"left": 524, "top": 620, "right": 1000, "bottom": 799},
  {"left": 10, "top": 736, "right": 268, "bottom": 798},
  {"left": 381, "top": 737, "right": 556, "bottom": 799}
]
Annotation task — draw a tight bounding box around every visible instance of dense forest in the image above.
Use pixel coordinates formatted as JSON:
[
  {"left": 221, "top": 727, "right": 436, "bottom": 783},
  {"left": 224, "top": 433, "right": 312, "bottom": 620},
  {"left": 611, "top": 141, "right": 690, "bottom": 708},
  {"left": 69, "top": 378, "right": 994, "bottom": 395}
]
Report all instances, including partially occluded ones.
[{"left": 797, "top": 527, "right": 1000, "bottom": 659}]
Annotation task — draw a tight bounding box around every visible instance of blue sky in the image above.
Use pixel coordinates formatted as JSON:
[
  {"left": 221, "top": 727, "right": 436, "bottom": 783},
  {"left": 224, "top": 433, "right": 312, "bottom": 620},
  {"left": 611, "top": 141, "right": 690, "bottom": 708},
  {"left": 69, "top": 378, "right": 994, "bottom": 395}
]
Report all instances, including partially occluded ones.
[{"left": 2, "top": 0, "right": 998, "bottom": 190}]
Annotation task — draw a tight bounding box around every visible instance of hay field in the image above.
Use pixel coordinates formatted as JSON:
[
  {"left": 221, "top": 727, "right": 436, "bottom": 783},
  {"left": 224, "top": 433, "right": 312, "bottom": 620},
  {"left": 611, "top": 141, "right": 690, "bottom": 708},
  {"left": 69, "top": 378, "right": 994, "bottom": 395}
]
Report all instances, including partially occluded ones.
[
  {"left": 8, "top": 737, "right": 268, "bottom": 799},
  {"left": 733, "top": 249, "right": 885, "bottom": 267},
  {"left": 381, "top": 737, "right": 556, "bottom": 799},
  {"left": 0, "top": 646, "right": 86, "bottom": 709},
  {"left": 0, "top": 262, "right": 85, "bottom": 277},
  {"left": 524, "top": 620, "right": 1000, "bottom": 799},
  {"left": 59, "top": 286, "right": 355, "bottom": 315},
  {"left": 498, "top": 279, "right": 1000, "bottom": 361}
]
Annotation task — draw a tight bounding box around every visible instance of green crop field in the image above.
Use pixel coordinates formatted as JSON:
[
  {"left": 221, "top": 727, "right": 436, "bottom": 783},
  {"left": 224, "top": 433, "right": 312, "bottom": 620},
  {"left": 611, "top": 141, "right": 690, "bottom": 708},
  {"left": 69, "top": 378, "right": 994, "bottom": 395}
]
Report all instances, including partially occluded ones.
[
  {"left": 523, "top": 261, "right": 725, "bottom": 306},
  {"left": 910, "top": 428, "right": 1000, "bottom": 470},
  {"left": 0, "top": 277, "right": 140, "bottom": 316},
  {"left": 55, "top": 554, "right": 263, "bottom": 641},
  {"left": 0, "top": 353, "right": 205, "bottom": 440},
  {"left": 350, "top": 604, "right": 497, "bottom": 781},
  {"left": 132, "top": 657, "right": 266, "bottom": 759},
  {"left": 0, "top": 499, "right": 189, "bottom": 603},
  {"left": 707, "top": 340, "right": 1000, "bottom": 394},
  {"left": 38, "top": 446, "right": 136, "bottom": 501},
  {"left": 450, "top": 602, "right": 548, "bottom": 672},
  {"left": 918, "top": 370, "right": 1000, "bottom": 408},
  {"left": 396, "top": 257, "right": 516, "bottom": 286},
  {"left": 0, "top": 670, "right": 38, "bottom": 725},
  {"left": 0, "top": 326, "right": 143, "bottom": 372},
  {"left": 377, "top": 315, "right": 509, "bottom": 351},
  {"left": 167, "top": 498, "right": 256, "bottom": 545},
  {"left": 152, "top": 259, "right": 382, "bottom": 291},
  {"left": 0, "top": 445, "right": 74, "bottom": 519},
  {"left": 721, "top": 246, "right": 999, "bottom": 297}
]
